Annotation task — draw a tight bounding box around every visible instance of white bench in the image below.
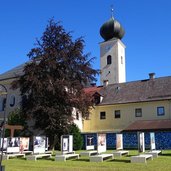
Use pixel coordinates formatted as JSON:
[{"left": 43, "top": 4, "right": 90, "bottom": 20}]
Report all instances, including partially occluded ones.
[
  {"left": 3, "top": 153, "right": 25, "bottom": 160},
  {"left": 55, "top": 153, "right": 79, "bottom": 162},
  {"left": 22, "top": 151, "right": 33, "bottom": 155},
  {"left": 80, "top": 150, "right": 97, "bottom": 157},
  {"left": 26, "top": 153, "right": 52, "bottom": 161},
  {"left": 113, "top": 150, "right": 129, "bottom": 157},
  {"left": 131, "top": 154, "right": 153, "bottom": 163},
  {"left": 89, "top": 154, "right": 114, "bottom": 162},
  {"left": 56, "top": 151, "right": 75, "bottom": 155},
  {"left": 45, "top": 150, "right": 53, "bottom": 154},
  {"left": 145, "top": 150, "right": 161, "bottom": 158}
]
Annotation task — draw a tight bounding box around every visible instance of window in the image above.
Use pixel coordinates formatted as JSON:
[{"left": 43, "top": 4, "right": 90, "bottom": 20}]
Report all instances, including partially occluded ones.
[
  {"left": 100, "top": 112, "right": 106, "bottom": 119},
  {"left": 76, "top": 112, "right": 79, "bottom": 120},
  {"left": 115, "top": 110, "right": 121, "bottom": 118},
  {"left": 0, "top": 97, "right": 5, "bottom": 112},
  {"left": 135, "top": 108, "right": 142, "bottom": 117},
  {"left": 107, "top": 55, "right": 112, "bottom": 65},
  {"left": 9, "top": 95, "right": 15, "bottom": 107},
  {"left": 157, "top": 106, "right": 165, "bottom": 116}
]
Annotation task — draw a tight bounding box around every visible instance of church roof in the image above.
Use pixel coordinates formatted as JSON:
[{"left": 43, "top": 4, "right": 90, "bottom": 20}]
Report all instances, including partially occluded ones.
[
  {"left": 98, "top": 76, "right": 171, "bottom": 105},
  {"left": 84, "top": 86, "right": 102, "bottom": 96},
  {"left": 0, "top": 63, "right": 25, "bottom": 81}
]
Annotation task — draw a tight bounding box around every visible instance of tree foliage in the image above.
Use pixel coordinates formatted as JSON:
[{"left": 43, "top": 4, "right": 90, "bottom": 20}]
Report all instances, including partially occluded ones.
[
  {"left": 68, "top": 124, "right": 83, "bottom": 150},
  {"left": 12, "top": 19, "right": 98, "bottom": 148},
  {"left": 7, "top": 108, "right": 32, "bottom": 137}
]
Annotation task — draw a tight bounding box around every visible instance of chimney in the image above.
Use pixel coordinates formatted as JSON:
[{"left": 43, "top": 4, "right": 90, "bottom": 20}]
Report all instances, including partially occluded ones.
[
  {"left": 103, "top": 80, "right": 109, "bottom": 86},
  {"left": 149, "top": 73, "right": 155, "bottom": 79}
]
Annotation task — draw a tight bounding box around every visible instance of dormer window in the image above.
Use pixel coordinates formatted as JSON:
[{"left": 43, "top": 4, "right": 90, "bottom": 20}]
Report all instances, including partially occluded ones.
[{"left": 107, "top": 55, "right": 112, "bottom": 65}]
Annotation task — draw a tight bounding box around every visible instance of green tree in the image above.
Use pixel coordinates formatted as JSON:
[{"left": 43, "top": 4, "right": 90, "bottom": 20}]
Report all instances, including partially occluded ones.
[
  {"left": 7, "top": 108, "right": 32, "bottom": 137},
  {"left": 68, "top": 124, "right": 83, "bottom": 150},
  {"left": 12, "top": 19, "right": 98, "bottom": 148}
]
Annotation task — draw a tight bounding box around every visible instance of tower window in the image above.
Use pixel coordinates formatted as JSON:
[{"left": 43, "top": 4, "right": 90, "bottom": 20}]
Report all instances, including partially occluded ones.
[{"left": 107, "top": 55, "right": 112, "bottom": 65}]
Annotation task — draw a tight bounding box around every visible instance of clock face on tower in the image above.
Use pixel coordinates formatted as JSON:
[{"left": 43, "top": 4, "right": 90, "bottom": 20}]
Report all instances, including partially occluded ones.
[{"left": 105, "top": 45, "right": 111, "bottom": 52}]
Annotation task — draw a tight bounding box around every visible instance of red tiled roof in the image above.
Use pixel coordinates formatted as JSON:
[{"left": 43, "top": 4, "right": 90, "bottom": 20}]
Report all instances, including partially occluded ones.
[
  {"left": 84, "top": 86, "right": 103, "bottom": 95},
  {"left": 123, "top": 119, "right": 171, "bottom": 132}
]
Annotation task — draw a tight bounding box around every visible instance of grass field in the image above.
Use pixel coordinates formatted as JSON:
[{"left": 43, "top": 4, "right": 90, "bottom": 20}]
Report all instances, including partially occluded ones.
[{"left": 2, "top": 150, "right": 171, "bottom": 171}]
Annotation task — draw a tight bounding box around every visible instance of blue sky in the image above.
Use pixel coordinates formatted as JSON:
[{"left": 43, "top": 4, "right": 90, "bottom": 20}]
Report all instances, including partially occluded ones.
[{"left": 1, "top": 0, "right": 171, "bottom": 85}]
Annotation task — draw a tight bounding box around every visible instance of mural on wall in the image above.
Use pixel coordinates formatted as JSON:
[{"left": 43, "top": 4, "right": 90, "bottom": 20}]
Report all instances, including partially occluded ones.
[
  {"left": 20, "top": 137, "right": 30, "bottom": 153},
  {"left": 116, "top": 133, "right": 123, "bottom": 150},
  {"left": 150, "top": 132, "right": 156, "bottom": 150},
  {"left": 33, "top": 136, "right": 46, "bottom": 154},
  {"left": 97, "top": 133, "right": 106, "bottom": 154},
  {"left": 7, "top": 137, "right": 20, "bottom": 153},
  {"left": 86, "top": 135, "right": 95, "bottom": 150},
  {"left": 61, "top": 135, "right": 73, "bottom": 153},
  {"left": 138, "top": 132, "right": 145, "bottom": 152}
]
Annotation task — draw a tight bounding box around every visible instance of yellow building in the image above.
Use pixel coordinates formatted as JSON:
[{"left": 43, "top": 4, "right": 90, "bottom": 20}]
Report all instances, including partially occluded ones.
[{"left": 83, "top": 75, "right": 171, "bottom": 134}]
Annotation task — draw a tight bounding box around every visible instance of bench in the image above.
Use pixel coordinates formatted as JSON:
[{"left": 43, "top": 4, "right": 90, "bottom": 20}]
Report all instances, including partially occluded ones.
[
  {"left": 26, "top": 153, "right": 52, "bottom": 161},
  {"left": 3, "top": 153, "right": 25, "bottom": 160},
  {"left": 55, "top": 153, "right": 79, "bottom": 162},
  {"left": 131, "top": 154, "right": 153, "bottom": 163},
  {"left": 89, "top": 154, "right": 114, "bottom": 162},
  {"left": 22, "top": 151, "right": 33, "bottom": 155},
  {"left": 45, "top": 150, "right": 53, "bottom": 154},
  {"left": 113, "top": 150, "right": 129, "bottom": 158},
  {"left": 80, "top": 150, "right": 97, "bottom": 157},
  {"left": 145, "top": 150, "right": 161, "bottom": 158},
  {"left": 56, "top": 151, "right": 75, "bottom": 155}
]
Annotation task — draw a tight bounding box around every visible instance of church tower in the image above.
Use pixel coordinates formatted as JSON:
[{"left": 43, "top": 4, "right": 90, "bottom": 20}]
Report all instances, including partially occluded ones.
[{"left": 100, "top": 10, "right": 126, "bottom": 85}]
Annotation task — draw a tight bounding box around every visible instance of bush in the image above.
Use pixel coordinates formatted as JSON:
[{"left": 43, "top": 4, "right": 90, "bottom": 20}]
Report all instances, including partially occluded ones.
[{"left": 68, "top": 124, "right": 83, "bottom": 150}]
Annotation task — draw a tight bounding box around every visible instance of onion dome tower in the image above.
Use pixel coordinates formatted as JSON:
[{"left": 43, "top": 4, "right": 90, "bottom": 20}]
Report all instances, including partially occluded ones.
[
  {"left": 100, "top": 7, "right": 126, "bottom": 85},
  {"left": 100, "top": 16, "right": 125, "bottom": 41}
]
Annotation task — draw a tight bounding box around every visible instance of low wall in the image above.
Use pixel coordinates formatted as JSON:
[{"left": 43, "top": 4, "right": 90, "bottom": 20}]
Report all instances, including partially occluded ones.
[{"left": 82, "top": 131, "right": 171, "bottom": 150}]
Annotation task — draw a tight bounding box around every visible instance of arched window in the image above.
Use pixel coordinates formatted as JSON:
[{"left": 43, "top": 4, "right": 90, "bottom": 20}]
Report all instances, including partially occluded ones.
[
  {"left": 107, "top": 55, "right": 112, "bottom": 65},
  {"left": 0, "top": 97, "right": 6, "bottom": 111},
  {"left": 10, "top": 95, "right": 15, "bottom": 107}
]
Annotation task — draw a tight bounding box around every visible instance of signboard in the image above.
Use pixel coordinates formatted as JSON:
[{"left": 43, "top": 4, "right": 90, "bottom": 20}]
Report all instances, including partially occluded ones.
[
  {"left": 7, "top": 137, "right": 20, "bottom": 153},
  {"left": 138, "top": 132, "right": 145, "bottom": 152},
  {"left": 0, "top": 138, "right": 7, "bottom": 150},
  {"left": 33, "top": 136, "right": 46, "bottom": 154},
  {"left": 150, "top": 132, "right": 156, "bottom": 150},
  {"left": 61, "top": 135, "right": 73, "bottom": 153},
  {"left": 86, "top": 135, "right": 95, "bottom": 150},
  {"left": 20, "top": 137, "right": 30, "bottom": 153},
  {"left": 97, "top": 133, "right": 106, "bottom": 154},
  {"left": 116, "top": 133, "right": 123, "bottom": 150}
]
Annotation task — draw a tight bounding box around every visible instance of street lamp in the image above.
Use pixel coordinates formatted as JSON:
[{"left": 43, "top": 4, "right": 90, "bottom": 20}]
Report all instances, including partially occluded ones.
[{"left": 0, "top": 84, "right": 7, "bottom": 171}]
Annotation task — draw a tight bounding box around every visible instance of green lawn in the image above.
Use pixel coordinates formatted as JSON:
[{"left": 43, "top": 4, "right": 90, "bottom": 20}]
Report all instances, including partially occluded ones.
[{"left": 2, "top": 150, "right": 171, "bottom": 171}]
